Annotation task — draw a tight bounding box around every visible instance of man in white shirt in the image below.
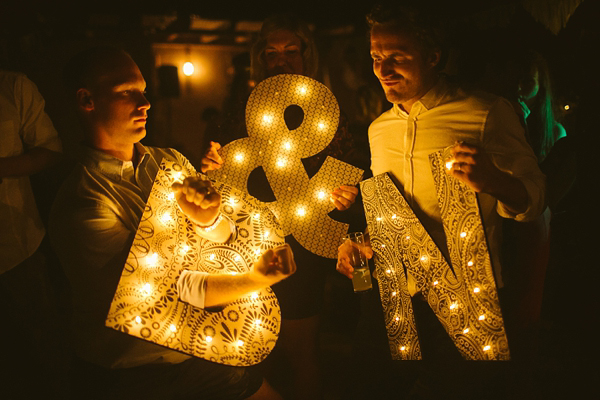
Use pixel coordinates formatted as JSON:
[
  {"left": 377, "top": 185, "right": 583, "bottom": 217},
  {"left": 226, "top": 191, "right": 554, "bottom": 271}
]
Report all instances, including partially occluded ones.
[
  {"left": 0, "top": 70, "right": 63, "bottom": 398},
  {"left": 336, "top": 5, "right": 545, "bottom": 399},
  {"left": 50, "top": 47, "right": 295, "bottom": 400}
]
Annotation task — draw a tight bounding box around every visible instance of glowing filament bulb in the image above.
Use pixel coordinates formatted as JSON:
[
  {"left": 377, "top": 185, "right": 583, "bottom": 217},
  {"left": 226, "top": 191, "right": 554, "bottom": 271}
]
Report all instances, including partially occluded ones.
[
  {"left": 460, "top": 232, "right": 467, "bottom": 238},
  {"left": 169, "top": 324, "right": 177, "bottom": 332},
  {"left": 236, "top": 340, "right": 244, "bottom": 347},
  {"left": 474, "top": 287, "right": 480, "bottom": 293},
  {"left": 376, "top": 217, "right": 382, "bottom": 221},
  {"left": 467, "top": 261, "right": 474, "bottom": 267},
  {"left": 386, "top": 269, "right": 391, "bottom": 274},
  {"left": 263, "top": 230, "right": 270, "bottom": 239},
  {"left": 463, "top": 328, "right": 470, "bottom": 334},
  {"left": 400, "top": 346, "right": 406, "bottom": 351},
  {"left": 183, "top": 62, "right": 194, "bottom": 76},
  {"left": 146, "top": 253, "right": 159, "bottom": 267},
  {"left": 564, "top": 104, "right": 570, "bottom": 110},
  {"left": 235, "top": 255, "right": 242, "bottom": 261},
  {"left": 230, "top": 272, "right": 238, "bottom": 275},
  {"left": 317, "top": 122, "right": 325, "bottom": 130},
  {"left": 262, "top": 114, "right": 273, "bottom": 124},
  {"left": 254, "top": 319, "right": 262, "bottom": 326},
  {"left": 483, "top": 345, "right": 491, "bottom": 351},
  {"left": 234, "top": 153, "right": 244, "bottom": 162},
  {"left": 449, "top": 302, "right": 458, "bottom": 310},
  {"left": 391, "top": 291, "right": 397, "bottom": 297},
  {"left": 209, "top": 254, "right": 216, "bottom": 261},
  {"left": 135, "top": 316, "right": 142, "bottom": 324},
  {"left": 296, "top": 206, "right": 306, "bottom": 217},
  {"left": 140, "top": 283, "right": 152, "bottom": 296},
  {"left": 254, "top": 249, "right": 261, "bottom": 256},
  {"left": 229, "top": 198, "right": 236, "bottom": 206},
  {"left": 420, "top": 255, "right": 428, "bottom": 262},
  {"left": 251, "top": 292, "right": 259, "bottom": 299},
  {"left": 405, "top": 235, "right": 410, "bottom": 240},
  {"left": 253, "top": 213, "right": 260, "bottom": 219},
  {"left": 168, "top": 192, "right": 175, "bottom": 200},
  {"left": 446, "top": 160, "right": 454, "bottom": 170},
  {"left": 391, "top": 214, "right": 397, "bottom": 219},
  {"left": 297, "top": 85, "right": 307, "bottom": 95},
  {"left": 161, "top": 212, "right": 172, "bottom": 224},
  {"left": 395, "top": 317, "right": 400, "bottom": 321},
  {"left": 317, "top": 190, "right": 326, "bottom": 200},
  {"left": 433, "top": 280, "right": 439, "bottom": 286},
  {"left": 479, "top": 314, "right": 486, "bottom": 321},
  {"left": 181, "top": 245, "right": 190, "bottom": 253},
  {"left": 206, "top": 336, "right": 213, "bottom": 342},
  {"left": 283, "top": 141, "right": 292, "bottom": 150},
  {"left": 381, "top": 244, "right": 386, "bottom": 248},
  {"left": 276, "top": 159, "right": 286, "bottom": 168}
]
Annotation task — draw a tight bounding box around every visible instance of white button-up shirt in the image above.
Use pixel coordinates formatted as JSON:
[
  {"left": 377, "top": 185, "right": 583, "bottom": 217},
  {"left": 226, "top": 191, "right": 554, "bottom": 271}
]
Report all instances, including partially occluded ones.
[
  {"left": 0, "top": 71, "right": 61, "bottom": 273},
  {"left": 369, "top": 78, "right": 545, "bottom": 285}
]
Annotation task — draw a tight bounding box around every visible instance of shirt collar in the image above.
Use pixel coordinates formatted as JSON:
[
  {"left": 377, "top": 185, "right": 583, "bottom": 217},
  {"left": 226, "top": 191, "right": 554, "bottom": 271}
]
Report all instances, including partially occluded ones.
[
  {"left": 80, "top": 142, "right": 150, "bottom": 181},
  {"left": 392, "top": 75, "right": 450, "bottom": 117}
]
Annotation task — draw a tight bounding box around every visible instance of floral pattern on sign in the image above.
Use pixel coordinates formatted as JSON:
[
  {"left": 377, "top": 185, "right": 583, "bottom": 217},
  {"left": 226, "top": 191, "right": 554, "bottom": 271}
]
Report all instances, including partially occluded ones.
[{"left": 106, "top": 160, "right": 284, "bottom": 366}]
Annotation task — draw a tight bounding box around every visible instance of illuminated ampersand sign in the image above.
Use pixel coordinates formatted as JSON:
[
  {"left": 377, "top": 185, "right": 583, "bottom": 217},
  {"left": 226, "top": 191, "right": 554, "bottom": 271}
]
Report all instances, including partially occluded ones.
[
  {"left": 360, "top": 150, "right": 509, "bottom": 361},
  {"left": 209, "top": 74, "right": 363, "bottom": 258}
]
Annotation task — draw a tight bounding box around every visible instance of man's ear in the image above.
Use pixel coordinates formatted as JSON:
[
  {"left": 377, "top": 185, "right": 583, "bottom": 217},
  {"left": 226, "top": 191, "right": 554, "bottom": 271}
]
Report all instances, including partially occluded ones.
[
  {"left": 428, "top": 49, "right": 442, "bottom": 69},
  {"left": 76, "top": 88, "right": 94, "bottom": 111}
]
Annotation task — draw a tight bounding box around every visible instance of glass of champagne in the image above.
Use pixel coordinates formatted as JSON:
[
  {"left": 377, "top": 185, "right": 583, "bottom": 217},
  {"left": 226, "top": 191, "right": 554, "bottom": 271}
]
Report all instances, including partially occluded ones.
[{"left": 342, "top": 232, "right": 372, "bottom": 293}]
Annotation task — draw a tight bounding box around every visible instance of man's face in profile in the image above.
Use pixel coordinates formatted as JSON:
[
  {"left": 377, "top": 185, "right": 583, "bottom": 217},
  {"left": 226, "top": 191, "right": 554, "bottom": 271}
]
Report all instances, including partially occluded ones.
[
  {"left": 89, "top": 54, "right": 151, "bottom": 147},
  {"left": 370, "top": 25, "right": 438, "bottom": 108}
]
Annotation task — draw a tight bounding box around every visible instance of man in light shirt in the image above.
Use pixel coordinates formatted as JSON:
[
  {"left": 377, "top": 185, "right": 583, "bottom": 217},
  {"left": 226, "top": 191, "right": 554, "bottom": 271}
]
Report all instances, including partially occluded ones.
[
  {"left": 50, "top": 47, "right": 295, "bottom": 399},
  {"left": 336, "top": 5, "right": 545, "bottom": 399}
]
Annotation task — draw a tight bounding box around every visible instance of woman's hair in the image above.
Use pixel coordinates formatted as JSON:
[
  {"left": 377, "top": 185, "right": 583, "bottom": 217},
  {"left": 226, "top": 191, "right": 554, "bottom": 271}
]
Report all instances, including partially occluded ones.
[
  {"left": 250, "top": 14, "right": 318, "bottom": 83},
  {"left": 519, "top": 51, "right": 560, "bottom": 161}
]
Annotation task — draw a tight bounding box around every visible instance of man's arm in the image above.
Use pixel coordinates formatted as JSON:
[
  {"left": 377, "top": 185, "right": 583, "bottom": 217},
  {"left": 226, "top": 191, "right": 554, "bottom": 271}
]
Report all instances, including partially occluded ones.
[
  {"left": 0, "top": 147, "right": 62, "bottom": 179},
  {"left": 447, "top": 98, "right": 545, "bottom": 221},
  {"left": 178, "top": 244, "right": 296, "bottom": 308}
]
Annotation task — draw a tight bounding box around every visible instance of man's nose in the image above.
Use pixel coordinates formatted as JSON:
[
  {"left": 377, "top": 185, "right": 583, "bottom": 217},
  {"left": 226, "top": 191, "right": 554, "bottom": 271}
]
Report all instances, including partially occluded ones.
[
  {"left": 138, "top": 93, "right": 151, "bottom": 110},
  {"left": 379, "top": 59, "right": 394, "bottom": 77}
]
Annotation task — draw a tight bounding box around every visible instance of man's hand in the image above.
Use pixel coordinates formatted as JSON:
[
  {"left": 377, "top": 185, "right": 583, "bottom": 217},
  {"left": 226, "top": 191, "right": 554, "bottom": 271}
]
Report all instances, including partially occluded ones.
[
  {"left": 200, "top": 141, "right": 223, "bottom": 173},
  {"left": 336, "top": 238, "right": 373, "bottom": 279},
  {"left": 447, "top": 142, "right": 503, "bottom": 193},
  {"left": 251, "top": 244, "right": 296, "bottom": 286},
  {"left": 330, "top": 185, "right": 359, "bottom": 211},
  {"left": 172, "top": 176, "right": 221, "bottom": 226},
  {"left": 447, "top": 141, "right": 528, "bottom": 213}
]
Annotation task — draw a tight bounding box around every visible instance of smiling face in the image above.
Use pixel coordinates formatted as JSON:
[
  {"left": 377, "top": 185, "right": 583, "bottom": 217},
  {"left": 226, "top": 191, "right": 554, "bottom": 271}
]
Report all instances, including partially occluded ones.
[
  {"left": 82, "top": 52, "right": 150, "bottom": 154},
  {"left": 370, "top": 25, "right": 440, "bottom": 111},
  {"left": 264, "top": 29, "right": 304, "bottom": 77}
]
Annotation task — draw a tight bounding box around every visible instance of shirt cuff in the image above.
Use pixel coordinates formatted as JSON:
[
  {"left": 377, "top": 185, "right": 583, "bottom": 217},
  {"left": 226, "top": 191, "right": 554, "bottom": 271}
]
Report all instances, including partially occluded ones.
[
  {"left": 177, "top": 270, "right": 209, "bottom": 309},
  {"left": 496, "top": 177, "right": 544, "bottom": 222}
]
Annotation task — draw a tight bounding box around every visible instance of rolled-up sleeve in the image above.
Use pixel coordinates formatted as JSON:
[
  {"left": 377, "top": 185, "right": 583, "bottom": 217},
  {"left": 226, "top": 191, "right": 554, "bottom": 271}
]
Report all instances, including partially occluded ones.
[
  {"left": 483, "top": 98, "right": 546, "bottom": 221},
  {"left": 177, "top": 270, "right": 210, "bottom": 308}
]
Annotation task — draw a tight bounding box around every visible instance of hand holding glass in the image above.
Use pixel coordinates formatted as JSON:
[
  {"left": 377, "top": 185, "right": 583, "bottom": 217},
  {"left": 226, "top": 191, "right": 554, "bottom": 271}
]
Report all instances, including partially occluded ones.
[{"left": 341, "top": 232, "right": 372, "bottom": 293}]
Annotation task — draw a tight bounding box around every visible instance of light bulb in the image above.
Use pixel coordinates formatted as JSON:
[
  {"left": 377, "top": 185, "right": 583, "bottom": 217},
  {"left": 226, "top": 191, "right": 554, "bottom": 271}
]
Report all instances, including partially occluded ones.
[
  {"left": 433, "top": 280, "right": 438, "bottom": 286},
  {"left": 146, "top": 253, "right": 159, "bottom": 267},
  {"left": 169, "top": 324, "right": 177, "bottom": 332},
  {"left": 317, "top": 190, "right": 326, "bottom": 200},
  {"left": 161, "top": 212, "right": 172, "bottom": 224},
  {"left": 229, "top": 198, "right": 236, "bottom": 206},
  {"left": 276, "top": 159, "right": 286, "bottom": 168},
  {"left": 209, "top": 254, "right": 216, "bottom": 261},
  {"left": 392, "top": 291, "right": 397, "bottom": 296},
  {"left": 391, "top": 214, "right": 397, "bottom": 219},
  {"left": 234, "top": 153, "right": 244, "bottom": 162},
  {"left": 235, "top": 255, "right": 242, "bottom": 261},
  {"left": 254, "top": 319, "right": 262, "bottom": 326},
  {"left": 135, "top": 316, "right": 142, "bottom": 324},
  {"left": 467, "top": 261, "right": 473, "bottom": 267},
  {"left": 168, "top": 192, "right": 175, "bottom": 201},
  {"left": 446, "top": 160, "right": 454, "bottom": 170},
  {"left": 182, "top": 245, "right": 190, "bottom": 253},
  {"left": 140, "top": 283, "right": 152, "bottom": 296},
  {"left": 460, "top": 232, "right": 467, "bottom": 238},
  {"left": 173, "top": 171, "right": 183, "bottom": 182},
  {"left": 283, "top": 141, "right": 292, "bottom": 150},
  {"left": 253, "top": 213, "right": 260, "bottom": 219},
  {"left": 263, "top": 230, "right": 270, "bottom": 239},
  {"left": 317, "top": 122, "right": 325, "bottom": 130},
  {"left": 381, "top": 244, "right": 386, "bottom": 248},
  {"left": 474, "top": 287, "right": 480, "bottom": 293},
  {"left": 262, "top": 114, "right": 273, "bottom": 124},
  {"left": 251, "top": 292, "right": 259, "bottom": 299},
  {"left": 479, "top": 314, "right": 485, "bottom": 321},
  {"left": 206, "top": 335, "right": 213, "bottom": 342},
  {"left": 183, "top": 62, "right": 194, "bottom": 76},
  {"left": 296, "top": 206, "right": 306, "bottom": 217},
  {"left": 237, "top": 340, "right": 244, "bottom": 346},
  {"left": 449, "top": 302, "right": 457, "bottom": 310},
  {"left": 564, "top": 104, "right": 570, "bottom": 110},
  {"left": 376, "top": 217, "right": 382, "bottom": 221},
  {"left": 405, "top": 235, "right": 410, "bottom": 240},
  {"left": 400, "top": 346, "right": 406, "bottom": 351},
  {"left": 297, "top": 85, "right": 307, "bottom": 95},
  {"left": 463, "top": 328, "right": 470, "bottom": 334},
  {"left": 386, "top": 269, "right": 391, "bottom": 274},
  {"left": 395, "top": 317, "right": 400, "bottom": 321},
  {"left": 420, "top": 255, "right": 428, "bottom": 262},
  {"left": 483, "top": 345, "right": 491, "bottom": 351}
]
